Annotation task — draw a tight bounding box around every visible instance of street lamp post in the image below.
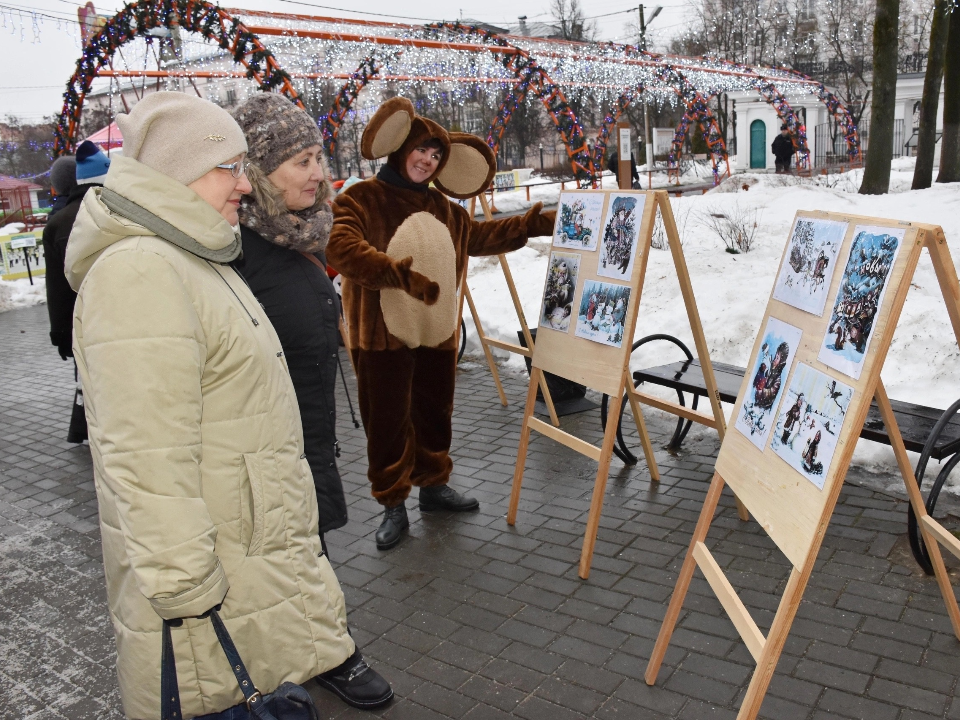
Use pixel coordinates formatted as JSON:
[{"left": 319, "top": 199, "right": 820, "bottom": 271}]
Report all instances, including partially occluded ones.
[
  {"left": 539, "top": 142, "right": 544, "bottom": 170},
  {"left": 639, "top": 4, "right": 662, "bottom": 170}
]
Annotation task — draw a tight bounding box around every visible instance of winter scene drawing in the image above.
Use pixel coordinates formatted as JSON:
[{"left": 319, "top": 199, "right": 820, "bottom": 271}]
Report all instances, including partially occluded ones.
[
  {"left": 734, "top": 317, "right": 803, "bottom": 450},
  {"left": 597, "top": 193, "right": 645, "bottom": 280},
  {"left": 575, "top": 279, "right": 631, "bottom": 348},
  {"left": 553, "top": 192, "right": 604, "bottom": 251},
  {"left": 771, "top": 363, "right": 853, "bottom": 490},
  {"left": 539, "top": 252, "right": 581, "bottom": 332},
  {"left": 818, "top": 225, "right": 905, "bottom": 379},
  {"left": 772, "top": 217, "right": 848, "bottom": 316}
]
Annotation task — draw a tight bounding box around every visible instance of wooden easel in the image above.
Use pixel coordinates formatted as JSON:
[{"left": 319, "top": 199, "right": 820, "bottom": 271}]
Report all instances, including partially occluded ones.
[
  {"left": 645, "top": 213, "right": 960, "bottom": 720},
  {"left": 508, "top": 190, "right": 732, "bottom": 579},
  {"left": 457, "top": 193, "right": 560, "bottom": 426}
]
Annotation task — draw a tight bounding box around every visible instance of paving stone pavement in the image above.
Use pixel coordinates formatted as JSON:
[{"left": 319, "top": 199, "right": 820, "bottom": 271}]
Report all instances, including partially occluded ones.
[{"left": 2, "top": 302, "right": 960, "bottom": 720}]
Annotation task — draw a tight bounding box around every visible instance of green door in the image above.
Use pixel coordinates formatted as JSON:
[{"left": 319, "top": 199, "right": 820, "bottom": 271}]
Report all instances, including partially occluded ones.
[{"left": 750, "top": 119, "right": 766, "bottom": 169}]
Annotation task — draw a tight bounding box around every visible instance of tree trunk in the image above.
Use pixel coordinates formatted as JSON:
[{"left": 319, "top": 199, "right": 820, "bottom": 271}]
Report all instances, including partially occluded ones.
[
  {"left": 911, "top": 0, "right": 950, "bottom": 189},
  {"left": 859, "top": 0, "right": 901, "bottom": 194},
  {"left": 936, "top": 7, "right": 960, "bottom": 183}
]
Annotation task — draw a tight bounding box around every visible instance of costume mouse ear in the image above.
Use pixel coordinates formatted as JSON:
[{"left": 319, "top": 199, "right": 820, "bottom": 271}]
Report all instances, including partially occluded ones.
[
  {"left": 361, "top": 97, "right": 415, "bottom": 160},
  {"left": 433, "top": 133, "right": 497, "bottom": 199}
]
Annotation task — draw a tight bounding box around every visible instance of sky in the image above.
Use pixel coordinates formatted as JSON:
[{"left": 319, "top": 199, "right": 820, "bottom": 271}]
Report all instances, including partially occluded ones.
[{"left": 0, "top": 0, "right": 692, "bottom": 123}]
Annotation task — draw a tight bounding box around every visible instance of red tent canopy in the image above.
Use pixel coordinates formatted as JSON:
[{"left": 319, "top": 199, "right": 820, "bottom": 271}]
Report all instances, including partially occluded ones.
[{"left": 85, "top": 121, "right": 123, "bottom": 149}]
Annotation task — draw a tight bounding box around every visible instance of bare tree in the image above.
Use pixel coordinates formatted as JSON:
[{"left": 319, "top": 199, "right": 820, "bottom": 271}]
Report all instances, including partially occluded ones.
[
  {"left": 551, "top": 0, "right": 596, "bottom": 41},
  {"left": 937, "top": 4, "right": 960, "bottom": 182},
  {"left": 860, "top": 0, "right": 902, "bottom": 193},
  {"left": 911, "top": 0, "right": 951, "bottom": 188}
]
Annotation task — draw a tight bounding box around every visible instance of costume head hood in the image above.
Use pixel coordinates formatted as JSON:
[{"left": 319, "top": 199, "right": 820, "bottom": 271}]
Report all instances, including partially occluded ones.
[{"left": 360, "top": 96, "right": 496, "bottom": 199}]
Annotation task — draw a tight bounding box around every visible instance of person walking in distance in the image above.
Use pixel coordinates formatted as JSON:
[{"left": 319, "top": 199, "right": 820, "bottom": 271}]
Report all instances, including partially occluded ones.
[{"left": 772, "top": 124, "right": 795, "bottom": 173}]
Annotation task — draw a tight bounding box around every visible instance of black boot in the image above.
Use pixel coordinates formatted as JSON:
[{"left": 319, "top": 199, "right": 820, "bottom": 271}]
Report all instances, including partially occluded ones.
[
  {"left": 419, "top": 485, "right": 479, "bottom": 512},
  {"left": 375, "top": 504, "right": 408, "bottom": 550},
  {"left": 315, "top": 648, "right": 393, "bottom": 709}
]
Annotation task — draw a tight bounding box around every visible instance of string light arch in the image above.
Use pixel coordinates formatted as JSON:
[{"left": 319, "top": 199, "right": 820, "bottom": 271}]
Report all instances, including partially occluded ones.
[{"left": 54, "top": 0, "right": 299, "bottom": 156}]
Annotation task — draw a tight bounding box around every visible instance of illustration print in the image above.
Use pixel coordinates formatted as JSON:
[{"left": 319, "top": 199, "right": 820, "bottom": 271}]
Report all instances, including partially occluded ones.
[
  {"left": 539, "top": 251, "right": 581, "bottom": 332},
  {"left": 574, "top": 279, "right": 631, "bottom": 348},
  {"left": 553, "top": 192, "right": 604, "bottom": 251},
  {"left": 771, "top": 363, "right": 853, "bottom": 490},
  {"left": 597, "top": 193, "right": 645, "bottom": 280},
  {"left": 817, "top": 225, "right": 905, "bottom": 379},
  {"left": 734, "top": 317, "right": 803, "bottom": 450},
  {"left": 772, "top": 217, "right": 848, "bottom": 316}
]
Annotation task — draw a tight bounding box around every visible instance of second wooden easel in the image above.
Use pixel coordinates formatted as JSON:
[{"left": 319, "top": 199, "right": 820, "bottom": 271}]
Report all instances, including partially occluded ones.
[{"left": 508, "top": 190, "right": 734, "bottom": 578}]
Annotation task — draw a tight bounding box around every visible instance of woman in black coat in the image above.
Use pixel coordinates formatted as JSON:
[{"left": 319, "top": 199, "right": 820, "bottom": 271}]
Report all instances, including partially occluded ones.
[{"left": 232, "top": 95, "right": 348, "bottom": 544}]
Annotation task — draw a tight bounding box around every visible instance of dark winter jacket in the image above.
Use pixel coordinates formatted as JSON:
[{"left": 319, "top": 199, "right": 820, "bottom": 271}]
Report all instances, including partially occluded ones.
[
  {"left": 235, "top": 225, "right": 348, "bottom": 534},
  {"left": 772, "top": 133, "right": 795, "bottom": 162},
  {"left": 43, "top": 183, "right": 94, "bottom": 358}
]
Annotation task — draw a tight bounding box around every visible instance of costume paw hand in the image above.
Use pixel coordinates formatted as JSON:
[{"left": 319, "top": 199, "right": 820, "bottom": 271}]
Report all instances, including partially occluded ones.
[
  {"left": 394, "top": 256, "right": 439, "bottom": 305},
  {"left": 407, "top": 270, "right": 440, "bottom": 305},
  {"left": 523, "top": 202, "right": 557, "bottom": 237}
]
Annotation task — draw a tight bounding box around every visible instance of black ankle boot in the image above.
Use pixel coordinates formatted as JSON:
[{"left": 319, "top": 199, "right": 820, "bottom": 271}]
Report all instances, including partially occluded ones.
[
  {"left": 419, "top": 485, "right": 479, "bottom": 512},
  {"left": 375, "top": 504, "right": 408, "bottom": 550},
  {"left": 315, "top": 648, "right": 393, "bottom": 709}
]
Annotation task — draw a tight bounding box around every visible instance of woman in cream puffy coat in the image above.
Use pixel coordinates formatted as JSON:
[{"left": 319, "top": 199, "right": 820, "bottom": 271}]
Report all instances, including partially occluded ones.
[{"left": 65, "top": 93, "right": 357, "bottom": 719}]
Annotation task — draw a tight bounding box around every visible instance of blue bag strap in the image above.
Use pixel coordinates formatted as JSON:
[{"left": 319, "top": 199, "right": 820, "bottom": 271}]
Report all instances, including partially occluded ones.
[
  {"left": 161, "top": 620, "right": 183, "bottom": 720},
  {"left": 161, "top": 612, "right": 278, "bottom": 720}
]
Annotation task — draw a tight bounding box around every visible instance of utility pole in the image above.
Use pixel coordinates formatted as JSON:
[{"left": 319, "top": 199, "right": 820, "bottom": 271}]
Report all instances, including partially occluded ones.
[{"left": 639, "top": 5, "right": 662, "bottom": 169}]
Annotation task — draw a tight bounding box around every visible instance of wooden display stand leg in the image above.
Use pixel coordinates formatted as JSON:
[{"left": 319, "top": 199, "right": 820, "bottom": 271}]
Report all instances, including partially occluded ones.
[
  {"left": 875, "top": 380, "right": 960, "bottom": 638},
  {"left": 458, "top": 194, "right": 560, "bottom": 426},
  {"left": 626, "top": 388, "right": 660, "bottom": 482}
]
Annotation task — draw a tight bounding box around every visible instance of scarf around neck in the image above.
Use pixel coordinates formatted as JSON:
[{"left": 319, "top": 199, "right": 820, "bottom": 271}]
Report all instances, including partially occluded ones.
[
  {"left": 377, "top": 163, "right": 429, "bottom": 192},
  {"left": 238, "top": 198, "right": 333, "bottom": 255}
]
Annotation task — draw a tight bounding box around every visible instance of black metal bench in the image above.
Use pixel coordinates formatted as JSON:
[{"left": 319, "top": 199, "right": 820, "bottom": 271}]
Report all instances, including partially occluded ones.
[{"left": 600, "top": 335, "right": 960, "bottom": 573}]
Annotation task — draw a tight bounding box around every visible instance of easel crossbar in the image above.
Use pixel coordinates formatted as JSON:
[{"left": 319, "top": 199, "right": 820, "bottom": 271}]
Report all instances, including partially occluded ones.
[
  {"left": 629, "top": 387, "right": 720, "bottom": 429},
  {"left": 527, "top": 417, "right": 602, "bottom": 461},
  {"left": 692, "top": 541, "right": 767, "bottom": 662},
  {"left": 483, "top": 338, "right": 532, "bottom": 357},
  {"left": 921, "top": 515, "right": 960, "bottom": 562}
]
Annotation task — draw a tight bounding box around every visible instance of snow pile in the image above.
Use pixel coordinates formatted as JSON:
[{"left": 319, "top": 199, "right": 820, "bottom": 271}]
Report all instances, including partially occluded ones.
[
  {"left": 464, "top": 161, "right": 960, "bottom": 489},
  {"left": 0, "top": 278, "right": 46, "bottom": 313}
]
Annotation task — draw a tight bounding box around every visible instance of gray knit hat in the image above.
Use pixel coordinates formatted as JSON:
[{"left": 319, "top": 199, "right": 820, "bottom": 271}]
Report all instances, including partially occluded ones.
[
  {"left": 233, "top": 93, "right": 323, "bottom": 176},
  {"left": 115, "top": 92, "right": 247, "bottom": 186},
  {"left": 50, "top": 156, "right": 77, "bottom": 196}
]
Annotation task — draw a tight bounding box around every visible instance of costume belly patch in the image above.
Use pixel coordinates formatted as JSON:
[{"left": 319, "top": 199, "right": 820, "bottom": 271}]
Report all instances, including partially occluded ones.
[{"left": 381, "top": 211, "right": 457, "bottom": 348}]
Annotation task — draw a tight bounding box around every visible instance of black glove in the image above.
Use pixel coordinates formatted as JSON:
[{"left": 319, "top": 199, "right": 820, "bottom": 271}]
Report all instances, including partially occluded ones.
[{"left": 50, "top": 331, "right": 73, "bottom": 360}]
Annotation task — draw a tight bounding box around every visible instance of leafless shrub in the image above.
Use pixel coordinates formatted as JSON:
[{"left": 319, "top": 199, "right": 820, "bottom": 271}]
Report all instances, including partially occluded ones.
[
  {"left": 699, "top": 201, "right": 762, "bottom": 253},
  {"left": 651, "top": 199, "right": 694, "bottom": 250}
]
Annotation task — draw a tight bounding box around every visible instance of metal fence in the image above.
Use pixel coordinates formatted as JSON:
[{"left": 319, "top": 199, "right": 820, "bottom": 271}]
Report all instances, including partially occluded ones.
[{"left": 813, "top": 118, "right": 904, "bottom": 167}]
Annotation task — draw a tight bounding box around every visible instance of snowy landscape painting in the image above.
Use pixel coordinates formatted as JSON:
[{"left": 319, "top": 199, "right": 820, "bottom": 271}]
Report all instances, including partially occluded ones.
[
  {"left": 597, "top": 193, "right": 645, "bottom": 280},
  {"left": 734, "top": 317, "right": 803, "bottom": 450},
  {"left": 817, "top": 225, "right": 905, "bottom": 379},
  {"left": 771, "top": 363, "right": 853, "bottom": 490},
  {"left": 772, "top": 217, "right": 847, "bottom": 316},
  {"left": 553, "top": 192, "right": 604, "bottom": 251},
  {"left": 539, "top": 251, "right": 581, "bottom": 332},
  {"left": 574, "top": 279, "right": 631, "bottom": 348}
]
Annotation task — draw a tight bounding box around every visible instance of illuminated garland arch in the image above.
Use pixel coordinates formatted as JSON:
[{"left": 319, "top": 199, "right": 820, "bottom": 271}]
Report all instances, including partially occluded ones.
[
  {"left": 780, "top": 70, "right": 862, "bottom": 163},
  {"left": 321, "top": 55, "right": 385, "bottom": 156},
  {"left": 754, "top": 80, "right": 810, "bottom": 169},
  {"left": 54, "top": 0, "right": 299, "bottom": 156},
  {"left": 426, "top": 22, "right": 597, "bottom": 185}
]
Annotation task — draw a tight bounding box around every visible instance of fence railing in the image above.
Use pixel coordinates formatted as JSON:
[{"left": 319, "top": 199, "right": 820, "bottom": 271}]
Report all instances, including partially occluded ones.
[{"left": 813, "top": 118, "right": 904, "bottom": 168}]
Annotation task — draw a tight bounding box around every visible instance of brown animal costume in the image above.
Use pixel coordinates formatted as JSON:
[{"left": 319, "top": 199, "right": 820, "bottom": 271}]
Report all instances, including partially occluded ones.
[{"left": 328, "top": 97, "right": 555, "bottom": 510}]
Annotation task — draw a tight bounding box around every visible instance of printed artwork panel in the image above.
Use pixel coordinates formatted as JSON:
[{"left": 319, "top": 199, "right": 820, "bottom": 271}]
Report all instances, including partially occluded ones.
[
  {"left": 770, "top": 363, "right": 854, "bottom": 490},
  {"left": 817, "top": 225, "right": 906, "bottom": 379},
  {"left": 539, "top": 251, "right": 582, "bottom": 333},
  {"left": 574, "top": 279, "right": 631, "bottom": 348},
  {"left": 553, "top": 192, "right": 605, "bottom": 251},
  {"left": 734, "top": 318, "right": 803, "bottom": 450},
  {"left": 772, "top": 217, "right": 848, "bottom": 316},
  {"left": 597, "top": 193, "right": 645, "bottom": 280}
]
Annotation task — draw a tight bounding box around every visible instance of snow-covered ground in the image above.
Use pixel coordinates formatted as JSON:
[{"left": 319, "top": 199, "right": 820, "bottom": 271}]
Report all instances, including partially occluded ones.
[
  {"left": 0, "top": 277, "right": 45, "bottom": 313},
  {"left": 464, "top": 158, "right": 960, "bottom": 494}
]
